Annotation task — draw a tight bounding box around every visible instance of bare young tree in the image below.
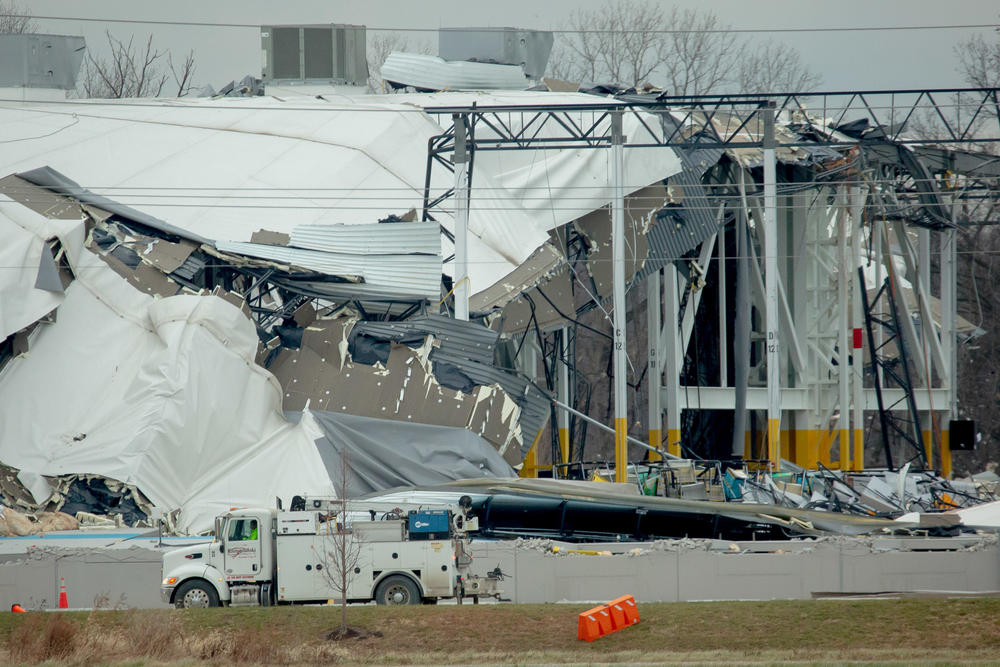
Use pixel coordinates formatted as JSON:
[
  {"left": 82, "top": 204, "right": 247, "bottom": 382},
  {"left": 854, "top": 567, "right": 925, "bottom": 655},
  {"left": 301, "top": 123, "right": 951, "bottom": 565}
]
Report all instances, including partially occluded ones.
[
  {"left": 0, "top": 0, "right": 36, "bottom": 33},
  {"left": 948, "top": 25, "right": 1000, "bottom": 475},
  {"left": 314, "top": 451, "right": 362, "bottom": 636},
  {"left": 366, "top": 31, "right": 432, "bottom": 93},
  {"left": 169, "top": 50, "right": 197, "bottom": 98},
  {"left": 660, "top": 7, "right": 741, "bottom": 96},
  {"left": 550, "top": 2, "right": 818, "bottom": 96},
  {"left": 554, "top": 0, "right": 666, "bottom": 88},
  {"left": 80, "top": 30, "right": 196, "bottom": 98},
  {"left": 737, "top": 39, "right": 821, "bottom": 94},
  {"left": 955, "top": 31, "right": 1000, "bottom": 89}
]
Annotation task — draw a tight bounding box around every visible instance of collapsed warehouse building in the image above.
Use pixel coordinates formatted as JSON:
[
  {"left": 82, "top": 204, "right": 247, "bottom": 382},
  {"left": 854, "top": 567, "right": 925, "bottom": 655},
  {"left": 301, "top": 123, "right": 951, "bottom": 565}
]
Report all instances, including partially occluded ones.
[
  {"left": 0, "top": 92, "right": 680, "bottom": 533},
  {"left": 2, "top": 42, "right": 1000, "bottom": 537}
]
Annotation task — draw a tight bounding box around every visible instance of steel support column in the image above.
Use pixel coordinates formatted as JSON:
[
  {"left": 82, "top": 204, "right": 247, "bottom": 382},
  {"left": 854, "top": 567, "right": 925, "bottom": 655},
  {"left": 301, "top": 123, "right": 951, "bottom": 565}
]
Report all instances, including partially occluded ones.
[
  {"left": 663, "top": 265, "right": 682, "bottom": 457},
  {"left": 557, "top": 327, "right": 571, "bottom": 469},
  {"left": 452, "top": 113, "right": 470, "bottom": 321},
  {"left": 837, "top": 188, "right": 851, "bottom": 470},
  {"left": 611, "top": 111, "right": 628, "bottom": 482},
  {"left": 763, "top": 102, "right": 781, "bottom": 470},
  {"left": 647, "top": 270, "right": 663, "bottom": 460}
]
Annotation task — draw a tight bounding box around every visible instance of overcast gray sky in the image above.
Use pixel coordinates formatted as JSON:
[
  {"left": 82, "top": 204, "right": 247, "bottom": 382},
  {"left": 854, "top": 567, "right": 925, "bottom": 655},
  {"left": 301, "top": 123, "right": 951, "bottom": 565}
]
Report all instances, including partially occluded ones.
[{"left": 22, "top": 0, "right": 1000, "bottom": 92}]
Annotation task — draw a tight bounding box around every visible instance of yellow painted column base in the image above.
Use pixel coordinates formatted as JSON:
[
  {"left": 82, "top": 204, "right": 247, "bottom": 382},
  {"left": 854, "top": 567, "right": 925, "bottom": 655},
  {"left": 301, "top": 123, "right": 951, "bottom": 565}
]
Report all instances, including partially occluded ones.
[
  {"left": 558, "top": 427, "right": 570, "bottom": 477},
  {"left": 940, "top": 429, "right": 952, "bottom": 478},
  {"left": 666, "top": 428, "right": 681, "bottom": 458},
  {"left": 614, "top": 417, "right": 628, "bottom": 483},
  {"left": 519, "top": 430, "right": 543, "bottom": 479},
  {"left": 648, "top": 429, "right": 662, "bottom": 461},
  {"left": 852, "top": 429, "right": 864, "bottom": 471},
  {"left": 838, "top": 428, "right": 851, "bottom": 471},
  {"left": 768, "top": 419, "right": 781, "bottom": 471},
  {"left": 786, "top": 430, "right": 822, "bottom": 470}
]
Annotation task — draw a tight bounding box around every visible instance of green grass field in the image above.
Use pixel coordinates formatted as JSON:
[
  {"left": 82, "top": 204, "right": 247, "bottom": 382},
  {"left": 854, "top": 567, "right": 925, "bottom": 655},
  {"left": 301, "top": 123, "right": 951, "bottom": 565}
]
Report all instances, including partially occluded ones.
[{"left": 1, "top": 599, "right": 998, "bottom": 664}]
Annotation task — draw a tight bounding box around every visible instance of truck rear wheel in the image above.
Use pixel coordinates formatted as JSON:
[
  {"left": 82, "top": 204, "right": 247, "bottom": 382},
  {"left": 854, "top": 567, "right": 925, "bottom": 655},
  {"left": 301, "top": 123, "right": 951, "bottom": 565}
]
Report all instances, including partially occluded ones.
[
  {"left": 374, "top": 575, "right": 420, "bottom": 605},
  {"left": 174, "top": 580, "right": 220, "bottom": 609}
]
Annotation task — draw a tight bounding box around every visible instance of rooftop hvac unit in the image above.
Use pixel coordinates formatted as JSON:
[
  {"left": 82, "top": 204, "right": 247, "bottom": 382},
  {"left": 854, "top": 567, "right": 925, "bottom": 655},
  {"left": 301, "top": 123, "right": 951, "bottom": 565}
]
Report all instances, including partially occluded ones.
[
  {"left": 0, "top": 34, "right": 86, "bottom": 89},
  {"left": 439, "top": 28, "right": 553, "bottom": 80},
  {"left": 260, "top": 24, "right": 368, "bottom": 85}
]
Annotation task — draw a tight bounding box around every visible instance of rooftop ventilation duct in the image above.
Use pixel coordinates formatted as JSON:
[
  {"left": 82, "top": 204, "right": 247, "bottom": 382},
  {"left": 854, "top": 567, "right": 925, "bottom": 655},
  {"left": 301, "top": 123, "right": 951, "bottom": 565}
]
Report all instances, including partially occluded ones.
[{"left": 438, "top": 28, "right": 553, "bottom": 80}]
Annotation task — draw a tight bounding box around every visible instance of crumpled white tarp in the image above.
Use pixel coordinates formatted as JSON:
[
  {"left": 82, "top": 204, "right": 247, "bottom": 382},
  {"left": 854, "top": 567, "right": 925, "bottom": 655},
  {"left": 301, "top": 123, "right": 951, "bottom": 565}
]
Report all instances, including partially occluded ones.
[
  {"left": 0, "top": 204, "right": 83, "bottom": 339},
  {"left": 0, "top": 92, "right": 681, "bottom": 296},
  {"left": 0, "top": 207, "right": 335, "bottom": 533}
]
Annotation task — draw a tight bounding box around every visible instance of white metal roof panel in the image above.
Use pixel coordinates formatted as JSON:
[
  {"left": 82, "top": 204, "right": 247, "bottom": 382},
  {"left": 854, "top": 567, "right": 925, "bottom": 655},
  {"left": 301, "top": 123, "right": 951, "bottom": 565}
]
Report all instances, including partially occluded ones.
[{"left": 381, "top": 52, "right": 529, "bottom": 91}]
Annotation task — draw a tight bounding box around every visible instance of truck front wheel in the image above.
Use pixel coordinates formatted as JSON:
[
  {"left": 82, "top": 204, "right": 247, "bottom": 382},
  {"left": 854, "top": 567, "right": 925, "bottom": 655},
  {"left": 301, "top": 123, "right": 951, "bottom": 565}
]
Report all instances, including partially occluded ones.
[
  {"left": 174, "top": 580, "right": 220, "bottom": 609},
  {"left": 374, "top": 575, "right": 420, "bottom": 605}
]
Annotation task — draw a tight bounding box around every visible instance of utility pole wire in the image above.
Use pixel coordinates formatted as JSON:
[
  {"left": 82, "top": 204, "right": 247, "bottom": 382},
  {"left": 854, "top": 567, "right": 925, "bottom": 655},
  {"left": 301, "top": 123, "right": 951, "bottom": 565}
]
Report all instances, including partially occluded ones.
[{"left": 8, "top": 14, "right": 999, "bottom": 34}]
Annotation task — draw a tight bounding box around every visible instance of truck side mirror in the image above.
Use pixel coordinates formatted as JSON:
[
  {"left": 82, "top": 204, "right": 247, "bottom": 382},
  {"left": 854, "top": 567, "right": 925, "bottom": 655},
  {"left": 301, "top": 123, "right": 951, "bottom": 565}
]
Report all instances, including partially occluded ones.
[{"left": 220, "top": 543, "right": 225, "bottom": 553}]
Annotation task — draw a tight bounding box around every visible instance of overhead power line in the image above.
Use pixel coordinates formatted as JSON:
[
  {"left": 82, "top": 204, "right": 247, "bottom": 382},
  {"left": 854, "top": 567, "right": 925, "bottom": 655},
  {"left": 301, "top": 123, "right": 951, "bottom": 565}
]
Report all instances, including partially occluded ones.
[{"left": 14, "top": 14, "right": 1000, "bottom": 34}]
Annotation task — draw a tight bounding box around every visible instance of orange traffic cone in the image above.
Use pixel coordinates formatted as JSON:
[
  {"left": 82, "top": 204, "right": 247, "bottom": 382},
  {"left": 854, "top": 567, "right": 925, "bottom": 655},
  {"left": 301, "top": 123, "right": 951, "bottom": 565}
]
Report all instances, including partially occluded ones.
[
  {"left": 58, "top": 577, "right": 68, "bottom": 609},
  {"left": 10, "top": 603, "right": 26, "bottom": 613}
]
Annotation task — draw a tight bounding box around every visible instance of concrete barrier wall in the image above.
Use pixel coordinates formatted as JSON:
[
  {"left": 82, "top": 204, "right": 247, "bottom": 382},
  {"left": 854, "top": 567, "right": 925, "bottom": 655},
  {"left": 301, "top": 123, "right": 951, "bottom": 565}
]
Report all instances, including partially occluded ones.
[
  {"left": 1, "top": 537, "right": 997, "bottom": 610},
  {"left": 0, "top": 548, "right": 166, "bottom": 610},
  {"left": 470, "top": 538, "right": 1000, "bottom": 603}
]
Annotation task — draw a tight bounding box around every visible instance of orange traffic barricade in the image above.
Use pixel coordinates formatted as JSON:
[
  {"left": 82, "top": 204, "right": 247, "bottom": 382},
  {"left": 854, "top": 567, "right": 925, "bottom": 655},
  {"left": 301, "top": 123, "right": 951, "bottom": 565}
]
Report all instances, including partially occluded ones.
[
  {"left": 608, "top": 594, "right": 640, "bottom": 625},
  {"left": 577, "top": 604, "right": 613, "bottom": 641},
  {"left": 606, "top": 600, "right": 627, "bottom": 630}
]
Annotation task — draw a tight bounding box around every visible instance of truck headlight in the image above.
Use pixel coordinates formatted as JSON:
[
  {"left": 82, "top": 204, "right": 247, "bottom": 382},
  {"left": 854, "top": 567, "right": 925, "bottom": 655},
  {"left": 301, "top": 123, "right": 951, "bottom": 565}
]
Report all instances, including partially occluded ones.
[{"left": 162, "top": 577, "right": 178, "bottom": 586}]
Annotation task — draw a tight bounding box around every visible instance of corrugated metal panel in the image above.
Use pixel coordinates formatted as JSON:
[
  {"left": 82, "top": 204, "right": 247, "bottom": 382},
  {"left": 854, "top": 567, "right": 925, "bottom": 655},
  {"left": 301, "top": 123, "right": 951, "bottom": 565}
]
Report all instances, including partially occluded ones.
[
  {"left": 215, "top": 240, "right": 441, "bottom": 300},
  {"left": 290, "top": 222, "right": 439, "bottom": 256},
  {"left": 636, "top": 149, "right": 723, "bottom": 280},
  {"left": 381, "top": 52, "right": 528, "bottom": 91},
  {"left": 430, "top": 349, "right": 551, "bottom": 454},
  {"left": 352, "top": 315, "right": 550, "bottom": 454},
  {"left": 353, "top": 314, "right": 498, "bottom": 366},
  {"left": 170, "top": 253, "right": 206, "bottom": 282}
]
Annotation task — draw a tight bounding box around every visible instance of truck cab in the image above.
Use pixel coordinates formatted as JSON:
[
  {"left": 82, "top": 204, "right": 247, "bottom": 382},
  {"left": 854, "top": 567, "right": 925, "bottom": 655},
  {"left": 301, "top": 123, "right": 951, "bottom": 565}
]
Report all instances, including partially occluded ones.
[{"left": 161, "top": 508, "right": 276, "bottom": 608}]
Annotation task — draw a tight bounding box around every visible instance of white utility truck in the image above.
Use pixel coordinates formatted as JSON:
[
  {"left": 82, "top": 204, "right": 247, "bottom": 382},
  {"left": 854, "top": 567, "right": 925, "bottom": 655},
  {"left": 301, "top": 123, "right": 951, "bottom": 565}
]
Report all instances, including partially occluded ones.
[{"left": 161, "top": 496, "right": 502, "bottom": 608}]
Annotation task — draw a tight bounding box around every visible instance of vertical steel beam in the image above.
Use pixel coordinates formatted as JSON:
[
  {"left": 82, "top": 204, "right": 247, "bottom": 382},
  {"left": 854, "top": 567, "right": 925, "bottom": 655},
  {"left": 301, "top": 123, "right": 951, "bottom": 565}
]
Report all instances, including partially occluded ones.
[
  {"left": 921, "top": 225, "right": 936, "bottom": 471},
  {"left": 663, "top": 265, "right": 682, "bottom": 457},
  {"left": 647, "top": 270, "right": 663, "bottom": 460},
  {"left": 452, "top": 113, "right": 470, "bottom": 321},
  {"left": 520, "top": 343, "right": 540, "bottom": 478},
  {"left": 850, "top": 185, "right": 867, "bottom": 470},
  {"left": 940, "top": 210, "right": 958, "bottom": 477},
  {"left": 762, "top": 102, "right": 781, "bottom": 470},
  {"left": 837, "top": 188, "right": 851, "bottom": 470},
  {"left": 718, "top": 227, "right": 728, "bottom": 388},
  {"left": 557, "top": 327, "right": 571, "bottom": 470},
  {"left": 611, "top": 110, "right": 628, "bottom": 482}
]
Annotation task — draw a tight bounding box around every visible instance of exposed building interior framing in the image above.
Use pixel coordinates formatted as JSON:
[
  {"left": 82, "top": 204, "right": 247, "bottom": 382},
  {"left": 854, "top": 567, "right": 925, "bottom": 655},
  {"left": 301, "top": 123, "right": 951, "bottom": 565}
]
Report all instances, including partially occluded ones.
[{"left": 416, "top": 88, "right": 1000, "bottom": 478}]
